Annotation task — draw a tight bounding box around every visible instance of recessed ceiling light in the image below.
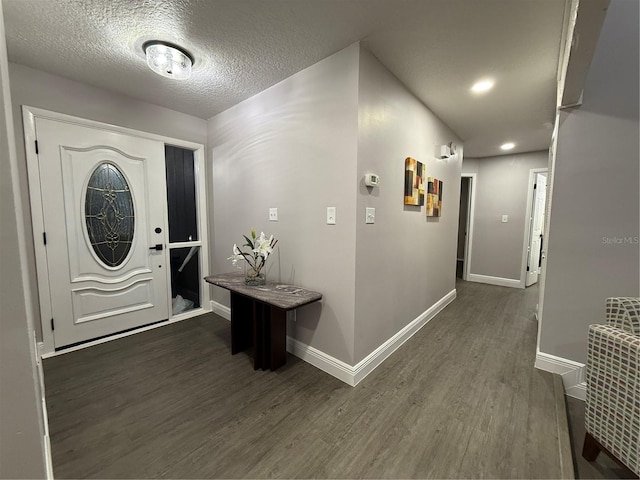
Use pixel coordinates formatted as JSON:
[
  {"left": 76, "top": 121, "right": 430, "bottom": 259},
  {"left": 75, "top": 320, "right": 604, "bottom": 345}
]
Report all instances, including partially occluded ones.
[
  {"left": 500, "top": 142, "right": 515, "bottom": 151},
  {"left": 471, "top": 79, "right": 494, "bottom": 93},
  {"left": 143, "top": 41, "right": 194, "bottom": 80}
]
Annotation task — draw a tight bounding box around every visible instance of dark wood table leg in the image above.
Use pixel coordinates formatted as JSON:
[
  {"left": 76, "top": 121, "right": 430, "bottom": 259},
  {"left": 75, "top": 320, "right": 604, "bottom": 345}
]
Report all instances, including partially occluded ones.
[
  {"left": 261, "top": 303, "right": 271, "bottom": 369},
  {"left": 230, "top": 293, "right": 252, "bottom": 355},
  {"left": 230, "top": 293, "right": 288, "bottom": 371},
  {"left": 269, "top": 307, "right": 287, "bottom": 371},
  {"left": 252, "top": 300, "right": 262, "bottom": 370}
]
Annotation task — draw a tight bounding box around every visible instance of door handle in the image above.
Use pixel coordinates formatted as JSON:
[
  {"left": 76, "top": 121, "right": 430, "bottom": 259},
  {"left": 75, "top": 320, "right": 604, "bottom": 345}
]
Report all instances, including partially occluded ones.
[{"left": 149, "top": 244, "right": 163, "bottom": 251}]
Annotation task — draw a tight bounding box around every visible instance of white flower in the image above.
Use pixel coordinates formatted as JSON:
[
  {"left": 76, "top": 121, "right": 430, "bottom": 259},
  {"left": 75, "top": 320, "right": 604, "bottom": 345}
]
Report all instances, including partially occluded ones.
[
  {"left": 253, "top": 232, "right": 274, "bottom": 259},
  {"left": 227, "top": 244, "right": 244, "bottom": 267},
  {"left": 228, "top": 230, "right": 277, "bottom": 276}
]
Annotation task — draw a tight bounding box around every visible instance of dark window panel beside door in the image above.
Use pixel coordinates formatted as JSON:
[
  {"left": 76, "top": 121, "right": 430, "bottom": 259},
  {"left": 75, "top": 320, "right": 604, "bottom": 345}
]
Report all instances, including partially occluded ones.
[
  {"left": 165, "top": 145, "right": 198, "bottom": 243},
  {"left": 170, "top": 247, "right": 200, "bottom": 315}
]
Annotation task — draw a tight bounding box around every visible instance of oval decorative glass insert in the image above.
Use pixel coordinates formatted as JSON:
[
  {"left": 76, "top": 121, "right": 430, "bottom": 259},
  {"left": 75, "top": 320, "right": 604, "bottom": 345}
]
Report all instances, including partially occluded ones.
[{"left": 85, "top": 162, "right": 135, "bottom": 267}]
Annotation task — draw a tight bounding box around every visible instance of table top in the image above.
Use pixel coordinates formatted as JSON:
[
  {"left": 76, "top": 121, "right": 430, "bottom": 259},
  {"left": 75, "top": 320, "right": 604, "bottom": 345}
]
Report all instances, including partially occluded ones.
[{"left": 205, "top": 272, "right": 322, "bottom": 311}]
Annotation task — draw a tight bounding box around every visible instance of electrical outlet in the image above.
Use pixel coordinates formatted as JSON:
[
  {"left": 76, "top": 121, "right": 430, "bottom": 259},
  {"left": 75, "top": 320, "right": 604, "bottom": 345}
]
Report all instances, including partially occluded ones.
[
  {"left": 501, "top": 214, "right": 508, "bottom": 223},
  {"left": 269, "top": 208, "right": 278, "bottom": 221},
  {"left": 327, "top": 207, "right": 336, "bottom": 225},
  {"left": 366, "top": 207, "right": 375, "bottom": 224}
]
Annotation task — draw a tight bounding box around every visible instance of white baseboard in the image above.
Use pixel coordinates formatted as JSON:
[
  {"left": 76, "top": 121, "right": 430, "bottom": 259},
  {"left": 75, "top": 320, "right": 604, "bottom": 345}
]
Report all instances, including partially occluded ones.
[
  {"left": 212, "top": 299, "right": 355, "bottom": 383},
  {"left": 214, "top": 291, "right": 457, "bottom": 387},
  {"left": 44, "top": 432, "right": 53, "bottom": 479},
  {"left": 467, "top": 273, "right": 522, "bottom": 289},
  {"left": 535, "top": 351, "right": 586, "bottom": 400},
  {"left": 350, "top": 289, "right": 457, "bottom": 385},
  {"left": 216, "top": 290, "right": 457, "bottom": 386},
  {"left": 43, "top": 419, "right": 53, "bottom": 479},
  {"left": 565, "top": 382, "right": 587, "bottom": 400},
  {"left": 211, "top": 300, "right": 231, "bottom": 320},
  {"left": 37, "top": 341, "right": 47, "bottom": 360},
  {"left": 287, "top": 337, "right": 357, "bottom": 385},
  {"left": 288, "top": 289, "right": 457, "bottom": 386},
  {"left": 35, "top": 341, "right": 53, "bottom": 478}
]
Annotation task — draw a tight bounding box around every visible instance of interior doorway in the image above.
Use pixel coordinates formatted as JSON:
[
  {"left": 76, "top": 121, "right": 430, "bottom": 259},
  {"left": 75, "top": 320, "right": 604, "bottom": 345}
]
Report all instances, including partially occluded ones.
[
  {"left": 523, "top": 169, "right": 548, "bottom": 288},
  {"left": 456, "top": 174, "right": 475, "bottom": 280}
]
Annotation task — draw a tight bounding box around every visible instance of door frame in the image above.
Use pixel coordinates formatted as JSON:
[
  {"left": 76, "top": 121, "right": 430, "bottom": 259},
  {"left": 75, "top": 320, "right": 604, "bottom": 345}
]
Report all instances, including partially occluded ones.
[
  {"left": 519, "top": 167, "right": 548, "bottom": 289},
  {"left": 23, "top": 106, "right": 210, "bottom": 357},
  {"left": 460, "top": 173, "right": 476, "bottom": 281}
]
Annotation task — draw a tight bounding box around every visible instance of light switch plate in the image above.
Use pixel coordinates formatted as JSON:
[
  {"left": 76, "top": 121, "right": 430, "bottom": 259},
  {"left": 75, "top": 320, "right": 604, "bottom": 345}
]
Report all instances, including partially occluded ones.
[
  {"left": 501, "top": 214, "right": 508, "bottom": 223},
  {"left": 269, "top": 208, "right": 278, "bottom": 221},
  {"left": 366, "top": 207, "right": 375, "bottom": 224},
  {"left": 327, "top": 207, "right": 336, "bottom": 225}
]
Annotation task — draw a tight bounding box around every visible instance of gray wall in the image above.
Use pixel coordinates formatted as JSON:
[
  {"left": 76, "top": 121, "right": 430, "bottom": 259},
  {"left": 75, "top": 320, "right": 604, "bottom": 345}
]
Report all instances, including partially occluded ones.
[
  {"left": 207, "top": 44, "right": 360, "bottom": 364},
  {"left": 461, "top": 157, "right": 479, "bottom": 174},
  {"left": 8, "top": 62, "right": 208, "bottom": 341},
  {"left": 539, "top": 0, "right": 640, "bottom": 364},
  {"left": 207, "top": 43, "right": 464, "bottom": 366},
  {"left": 463, "top": 151, "right": 548, "bottom": 281},
  {"left": 354, "top": 47, "right": 462, "bottom": 363},
  {"left": 0, "top": 4, "right": 47, "bottom": 476}
]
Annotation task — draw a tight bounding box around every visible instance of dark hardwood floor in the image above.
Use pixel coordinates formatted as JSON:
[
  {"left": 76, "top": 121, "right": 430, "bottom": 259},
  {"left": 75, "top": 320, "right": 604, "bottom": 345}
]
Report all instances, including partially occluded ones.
[{"left": 44, "top": 280, "right": 573, "bottom": 478}]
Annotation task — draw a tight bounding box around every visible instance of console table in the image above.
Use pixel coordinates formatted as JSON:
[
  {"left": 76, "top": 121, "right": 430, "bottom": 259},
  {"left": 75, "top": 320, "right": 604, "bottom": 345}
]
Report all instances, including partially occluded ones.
[{"left": 205, "top": 272, "right": 322, "bottom": 371}]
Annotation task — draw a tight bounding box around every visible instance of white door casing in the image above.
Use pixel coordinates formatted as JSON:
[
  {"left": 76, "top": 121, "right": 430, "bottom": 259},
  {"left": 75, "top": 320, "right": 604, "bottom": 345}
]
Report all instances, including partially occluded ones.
[
  {"left": 526, "top": 173, "right": 548, "bottom": 287},
  {"left": 461, "top": 174, "right": 476, "bottom": 282},
  {"left": 36, "top": 117, "right": 169, "bottom": 348}
]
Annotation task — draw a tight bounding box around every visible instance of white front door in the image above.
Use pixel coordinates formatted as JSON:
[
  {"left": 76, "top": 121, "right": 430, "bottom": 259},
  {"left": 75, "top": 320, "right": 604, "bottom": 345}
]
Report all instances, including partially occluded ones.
[
  {"left": 36, "top": 118, "right": 169, "bottom": 348},
  {"left": 526, "top": 173, "right": 547, "bottom": 287}
]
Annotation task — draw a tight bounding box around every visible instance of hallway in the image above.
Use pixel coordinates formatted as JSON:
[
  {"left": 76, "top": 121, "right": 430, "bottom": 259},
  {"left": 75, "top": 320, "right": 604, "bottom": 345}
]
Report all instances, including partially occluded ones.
[{"left": 44, "top": 281, "right": 571, "bottom": 478}]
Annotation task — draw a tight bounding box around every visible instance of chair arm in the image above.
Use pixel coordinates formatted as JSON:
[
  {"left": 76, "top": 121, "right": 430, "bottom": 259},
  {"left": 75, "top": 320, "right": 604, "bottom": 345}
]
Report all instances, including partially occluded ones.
[
  {"left": 585, "top": 324, "right": 640, "bottom": 475},
  {"left": 606, "top": 297, "right": 640, "bottom": 336}
]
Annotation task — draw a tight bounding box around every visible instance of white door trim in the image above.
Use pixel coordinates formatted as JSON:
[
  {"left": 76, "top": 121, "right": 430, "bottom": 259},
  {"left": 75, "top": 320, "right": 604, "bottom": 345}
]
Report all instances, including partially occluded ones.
[
  {"left": 520, "top": 168, "right": 548, "bottom": 289},
  {"left": 23, "top": 106, "right": 210, "bottom": 356},
  {"left": 537, "top": 118, "right": 559, "bottom": 343},
  {"left": 24, "top": 106, "right": 205, "bottom": 150},
  {"left": 461, "top": 173, "right": 476, "bottom": 281}
]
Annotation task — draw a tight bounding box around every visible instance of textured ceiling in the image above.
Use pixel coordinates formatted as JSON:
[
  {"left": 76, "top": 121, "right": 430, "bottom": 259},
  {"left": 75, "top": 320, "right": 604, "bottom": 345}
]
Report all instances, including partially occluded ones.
[{"left": 3, "top": 0, "right": 566, "bottom": 157}]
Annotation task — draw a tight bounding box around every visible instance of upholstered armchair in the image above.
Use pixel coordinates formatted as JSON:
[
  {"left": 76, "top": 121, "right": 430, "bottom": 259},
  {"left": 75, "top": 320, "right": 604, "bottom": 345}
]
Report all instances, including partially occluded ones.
[{"left": 583, "top": 297, "right": 640, "bottom": 476}]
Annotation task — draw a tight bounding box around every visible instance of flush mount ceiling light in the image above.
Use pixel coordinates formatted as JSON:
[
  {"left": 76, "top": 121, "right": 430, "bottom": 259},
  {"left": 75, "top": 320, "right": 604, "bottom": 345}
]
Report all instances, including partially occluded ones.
[
  {"left": 143, "top": 41, "right": 194, "bottom": 80},
  {"left": 500, "top": 142, "right": 515, "bottom": 151},
  {"left": 470, "top": 79, "right": 494, "bottom": 93}
]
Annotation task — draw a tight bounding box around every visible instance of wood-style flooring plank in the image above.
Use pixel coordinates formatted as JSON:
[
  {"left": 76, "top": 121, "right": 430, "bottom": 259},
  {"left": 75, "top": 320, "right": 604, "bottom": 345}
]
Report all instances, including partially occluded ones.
[{"left": 45, "top": 280, "right": 573, "bottom": 479}]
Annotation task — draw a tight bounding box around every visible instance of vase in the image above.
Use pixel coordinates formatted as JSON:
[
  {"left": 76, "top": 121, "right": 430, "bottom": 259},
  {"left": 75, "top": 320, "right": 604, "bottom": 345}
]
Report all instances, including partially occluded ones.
[{"left": 245, "top": 265, "right": 266, "bottom": 286}]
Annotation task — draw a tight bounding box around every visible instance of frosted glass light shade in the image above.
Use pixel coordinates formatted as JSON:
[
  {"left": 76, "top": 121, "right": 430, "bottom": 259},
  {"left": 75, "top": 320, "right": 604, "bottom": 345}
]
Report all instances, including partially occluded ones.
[{"left": 144, "top": 41, "right": 193, "bottom": 80}]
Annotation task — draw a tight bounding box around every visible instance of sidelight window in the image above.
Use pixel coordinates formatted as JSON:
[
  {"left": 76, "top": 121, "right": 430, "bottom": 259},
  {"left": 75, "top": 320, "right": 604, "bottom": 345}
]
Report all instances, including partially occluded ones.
[{"left": 165, "top": 145, "right": 201, "bottom": 315}]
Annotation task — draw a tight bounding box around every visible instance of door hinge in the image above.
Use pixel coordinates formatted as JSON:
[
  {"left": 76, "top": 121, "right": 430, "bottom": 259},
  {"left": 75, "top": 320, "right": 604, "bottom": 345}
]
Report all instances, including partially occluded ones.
[
  {"left": 35, "top": 140, "right": 39, "bottom": 154},
  {"left": 533, "top": 183, "right": 537, "bottom": 189},
  {"left": 43, "top": 232, "right": 47, "bottom": 245},
  {"left": 526, "top": 266, "right": 530, "bottom": 272},
  {"left": 51, "top": 318, "right": 55, "bottom": 331}
]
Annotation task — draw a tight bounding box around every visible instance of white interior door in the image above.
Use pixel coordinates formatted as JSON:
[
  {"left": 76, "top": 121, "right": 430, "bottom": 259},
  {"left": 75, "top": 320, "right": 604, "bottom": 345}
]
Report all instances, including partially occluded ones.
[
  {"left": 526, "top": 173, "right": 547, "bottom": 287},
  {"left": 36, "top": 118, "right": 169, "bottom": 348}
]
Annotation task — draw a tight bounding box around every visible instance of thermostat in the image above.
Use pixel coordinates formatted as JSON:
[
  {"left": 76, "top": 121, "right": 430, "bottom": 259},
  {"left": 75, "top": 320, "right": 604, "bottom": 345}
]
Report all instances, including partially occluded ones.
[{"left": 365, "top": 173, "right": 380, "bottom": 187}]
